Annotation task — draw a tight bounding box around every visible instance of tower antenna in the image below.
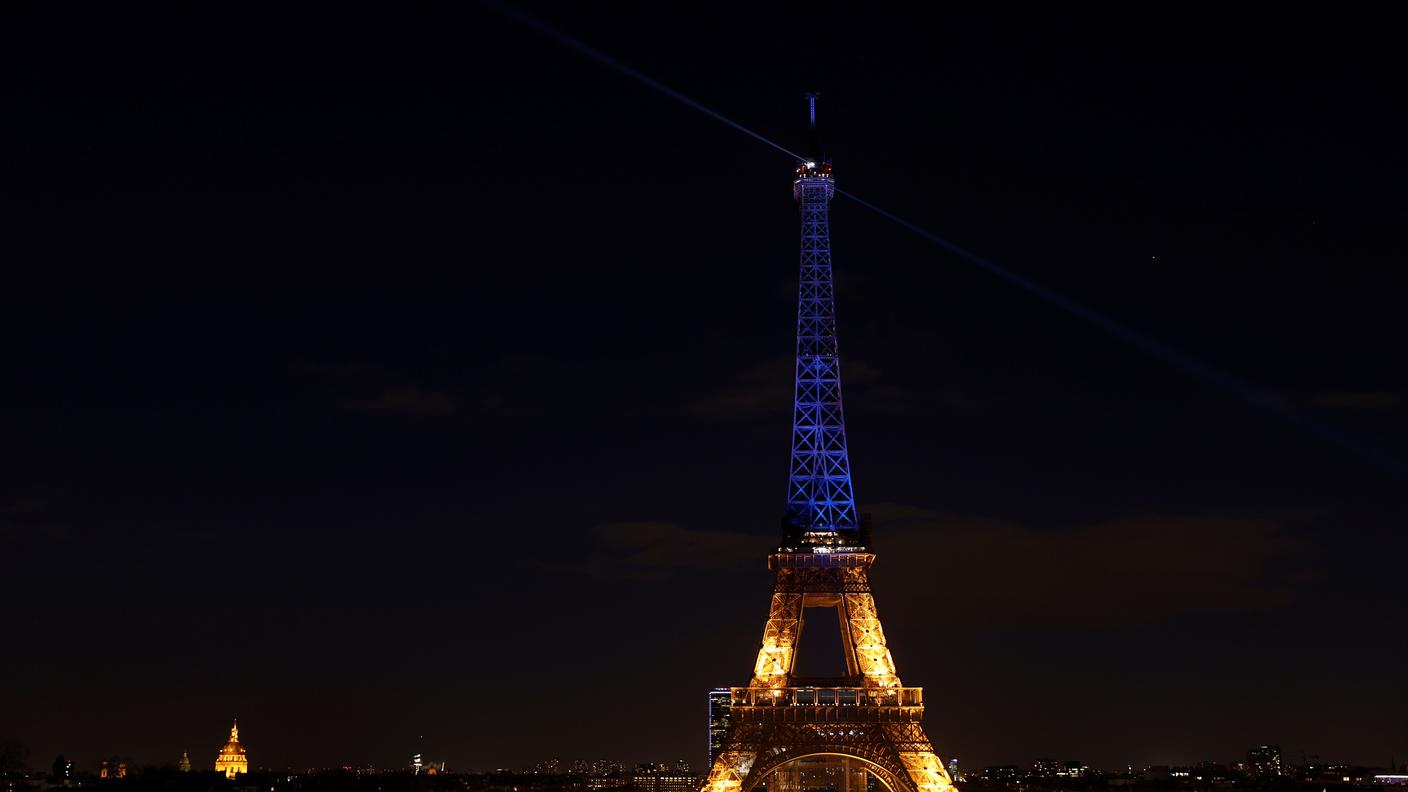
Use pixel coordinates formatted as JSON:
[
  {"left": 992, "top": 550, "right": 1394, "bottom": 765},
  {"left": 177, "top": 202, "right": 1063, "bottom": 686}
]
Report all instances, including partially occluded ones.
[{"left": 804, "top": 92, "right": 822, "bottom": 162}]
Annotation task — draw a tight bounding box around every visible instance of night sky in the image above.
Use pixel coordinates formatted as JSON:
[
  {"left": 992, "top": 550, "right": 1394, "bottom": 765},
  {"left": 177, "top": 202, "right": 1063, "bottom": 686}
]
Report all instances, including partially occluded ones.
[{"left": 5, "top": 2, "right": 1407, "bottom": 777}]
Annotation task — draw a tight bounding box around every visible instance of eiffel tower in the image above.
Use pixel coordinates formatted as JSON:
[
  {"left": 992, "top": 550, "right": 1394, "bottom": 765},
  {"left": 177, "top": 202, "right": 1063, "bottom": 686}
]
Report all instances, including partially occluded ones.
[{"left": 698, "top": 96, "right": 957, "bottom": 792}]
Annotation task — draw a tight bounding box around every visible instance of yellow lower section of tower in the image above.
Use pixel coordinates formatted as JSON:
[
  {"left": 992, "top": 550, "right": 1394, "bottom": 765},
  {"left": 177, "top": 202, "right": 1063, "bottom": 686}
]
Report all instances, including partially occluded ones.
[
  {"left": 709, "top": 553, "right": 956, "bottom": 792},
  {"left": 700, "top": 751, "right": 755, "bottom": 792},
  {"left": 898, "top": 752, "right": 956, "bottom": 792}
]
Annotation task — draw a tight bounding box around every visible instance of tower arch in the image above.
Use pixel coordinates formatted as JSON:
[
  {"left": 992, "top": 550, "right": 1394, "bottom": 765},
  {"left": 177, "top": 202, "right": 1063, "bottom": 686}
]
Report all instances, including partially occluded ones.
[{"left": 745, "top": 752, "right": 906, "bottom": 792}]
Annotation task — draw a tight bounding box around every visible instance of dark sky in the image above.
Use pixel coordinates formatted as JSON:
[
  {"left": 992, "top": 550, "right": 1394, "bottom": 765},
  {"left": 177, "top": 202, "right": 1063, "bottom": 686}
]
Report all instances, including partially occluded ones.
[{"left": 4, "top": 2, "right": 1406, "bottom": 777}]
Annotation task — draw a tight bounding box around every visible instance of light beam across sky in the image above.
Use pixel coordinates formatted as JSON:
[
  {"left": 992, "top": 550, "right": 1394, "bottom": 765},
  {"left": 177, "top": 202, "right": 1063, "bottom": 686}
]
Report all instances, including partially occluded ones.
[{"left": 483, "top": 0, "right": 1407, "bottom": 481}]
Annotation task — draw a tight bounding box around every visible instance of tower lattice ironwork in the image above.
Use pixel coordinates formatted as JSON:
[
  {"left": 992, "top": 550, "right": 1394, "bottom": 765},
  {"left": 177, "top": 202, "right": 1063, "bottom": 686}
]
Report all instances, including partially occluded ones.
[
  {"left": 784, "top": 94, "right": 857, "bottom": 543},
  {"left": 699, "top": 96, "right": 957, "bottom": 792}
]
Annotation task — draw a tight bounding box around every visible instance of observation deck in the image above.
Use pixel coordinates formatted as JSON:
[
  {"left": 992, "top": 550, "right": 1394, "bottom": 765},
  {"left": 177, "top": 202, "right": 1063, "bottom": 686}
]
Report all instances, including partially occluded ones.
[
  {"left": 792, "top": 159, "right": 835, "bottom": 201},
  {"left": 730, "top": 686, "right": 925, "bottom": 723},
  {"left": 794, "top": 160, "right": 833, "bottom": 180},
  {"left": 769, "top": 551, "right": 874, "bottom": 569}
]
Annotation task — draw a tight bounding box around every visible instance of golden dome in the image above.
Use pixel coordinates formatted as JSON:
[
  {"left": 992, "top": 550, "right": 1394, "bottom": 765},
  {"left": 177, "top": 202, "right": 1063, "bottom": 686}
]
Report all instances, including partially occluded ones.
[{"left": 214, "top": 720, "right": 248, "bottom": 779}]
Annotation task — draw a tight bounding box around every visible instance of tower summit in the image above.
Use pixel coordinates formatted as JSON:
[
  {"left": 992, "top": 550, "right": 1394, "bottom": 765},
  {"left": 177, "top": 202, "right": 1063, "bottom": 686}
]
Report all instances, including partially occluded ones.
[
  {"left": 783, "top": 93, "right": 863, "bottom": 552},
  {"left": 698, "top": 97, "right": 956, "bottom": 792}
]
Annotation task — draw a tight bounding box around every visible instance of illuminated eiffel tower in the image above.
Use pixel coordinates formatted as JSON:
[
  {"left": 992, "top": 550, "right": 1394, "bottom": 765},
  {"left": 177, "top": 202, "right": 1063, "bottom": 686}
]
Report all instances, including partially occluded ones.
[{"left": 698, "top": 96, "right": 957, "bottom": 792}]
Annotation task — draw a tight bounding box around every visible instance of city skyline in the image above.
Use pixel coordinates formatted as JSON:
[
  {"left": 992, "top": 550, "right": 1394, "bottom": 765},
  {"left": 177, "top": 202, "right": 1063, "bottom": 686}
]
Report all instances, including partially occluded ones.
[
  {"left": 5, "top": 1, "right": 1405, "bottom": 778},
  {"left": 15, "top": 735, "right": 1402, "bottom": 782}
]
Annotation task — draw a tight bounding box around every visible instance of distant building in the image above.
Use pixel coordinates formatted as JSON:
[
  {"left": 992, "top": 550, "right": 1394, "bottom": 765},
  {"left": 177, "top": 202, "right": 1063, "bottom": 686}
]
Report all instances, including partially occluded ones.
[
  {"left": 1032, "top": 759, "right": 1061, "bottom": 779},
  {"left": 707, "top": 688, "right": 732, "bottom": 770},
  {"left": 1247, "top": 745, "right": 1283, "bottom": 778},
  {"left": 178, "top": 752, "right": 191, "bottom": 773},
  {"left": 98, "top": 759, "right": 128, "bottom": 780},
  {"left": 1059, "top": 761, "right": 1088, "bottom": 780},
  {"left": 979, "top": 766, "right": 1020, "bottom": 782},
  {"left": 947, "top": 759, "right": 964, "bottom": 784},
  {"left": 632, "top": 765, "right": 698, "bottom": 792},
  {"left": 1141, "top": 766, "right": 1170, "bottom": 781},
  {"left": 586, "top": 760, "right": 626, "bottom": 777},
  {"left": 411, "top": 742, "right": 445, "bottom": 776},
  {"left": 1194, "top": 763, "right": 1228, "bottom": 782},
  {"left": 214, "top": 719, "right": 249, "bottom": 779},
  {"left": 1301, "top": 765, "right": 1356, "bottom": 783},
  {"left": 52, "top": 756, "right": 72, "bottom": 783}
]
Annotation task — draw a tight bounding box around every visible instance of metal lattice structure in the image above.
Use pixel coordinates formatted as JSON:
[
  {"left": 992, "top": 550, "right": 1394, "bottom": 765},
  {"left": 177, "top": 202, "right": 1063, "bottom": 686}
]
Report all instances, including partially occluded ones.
[
  {"left": 784, "top": 109, "right": 857, "bottom": 540},
  {"left": 700, "top": 98, "right": 956, "bottom": 792}
]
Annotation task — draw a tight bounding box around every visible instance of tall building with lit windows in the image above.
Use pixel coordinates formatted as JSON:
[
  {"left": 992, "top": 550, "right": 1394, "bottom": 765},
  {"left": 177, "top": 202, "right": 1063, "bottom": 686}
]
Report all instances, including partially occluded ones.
[
  {"left": 1247, "top": 745, "right": 1283, "bottom": 778},
  {"left": 707, "top": 688, "right": 732, "bottom": 770}
]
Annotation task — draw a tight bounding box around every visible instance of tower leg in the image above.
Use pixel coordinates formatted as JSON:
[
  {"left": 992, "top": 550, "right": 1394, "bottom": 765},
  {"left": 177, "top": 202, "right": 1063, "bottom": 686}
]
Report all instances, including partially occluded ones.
[
  {"left": 701, "top": 751, "right": 756, "bottom": 792},
  {"left": 751, "top": 592, "right": 803, "bottom": 687}
]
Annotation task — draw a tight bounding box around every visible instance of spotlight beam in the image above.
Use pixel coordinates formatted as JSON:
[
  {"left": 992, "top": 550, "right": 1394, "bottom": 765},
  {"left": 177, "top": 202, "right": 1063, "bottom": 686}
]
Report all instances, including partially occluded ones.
[
  {"left": 482, "top": 0, "right": 806, "bottom": 163},
  {"left": 482, "top": 0, "right": 1407, "bottom": 481}
]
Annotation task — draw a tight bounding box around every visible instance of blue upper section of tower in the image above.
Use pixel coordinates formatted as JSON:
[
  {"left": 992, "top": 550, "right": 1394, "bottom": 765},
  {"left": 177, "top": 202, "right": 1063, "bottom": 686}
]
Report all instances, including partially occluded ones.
[{"left": 781, "top": 95, "right": 866, "bottom": 553}]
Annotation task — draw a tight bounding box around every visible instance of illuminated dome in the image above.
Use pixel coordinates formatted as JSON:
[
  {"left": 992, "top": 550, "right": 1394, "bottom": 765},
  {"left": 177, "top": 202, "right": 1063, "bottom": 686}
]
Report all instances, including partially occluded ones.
[{"left": 214, "top": 720, "right": 249, "bottom": 779}]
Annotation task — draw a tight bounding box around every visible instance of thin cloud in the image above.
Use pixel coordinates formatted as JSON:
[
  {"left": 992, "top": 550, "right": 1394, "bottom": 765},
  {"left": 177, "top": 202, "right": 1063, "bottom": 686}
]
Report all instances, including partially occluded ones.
[
  {"left": 1308, "top": 390, "right": 1404, "bottom": 409},
  {"left": 567, "top": 505, "right": 1317, "bottom": 626},
  {"left": 686, "top": 356, "right": 887, "bottom": 419},
  {"left": 345, "top": 386, "right": 458, "bottom": 416},
  {"left": 290, "top": 359, "right": 461, "bottom": 417},
  {"left": 0, "top": 499, "right": 69, "bottom": 540},
  {"left": 0, "top": 520, "right": 70, "bottom": 540},
  {"left": 871, "top": 504, "right": 1317, "bottom": 626},
  {"left": 560, "top": 521, "right": 763, "bottom": 581}
]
